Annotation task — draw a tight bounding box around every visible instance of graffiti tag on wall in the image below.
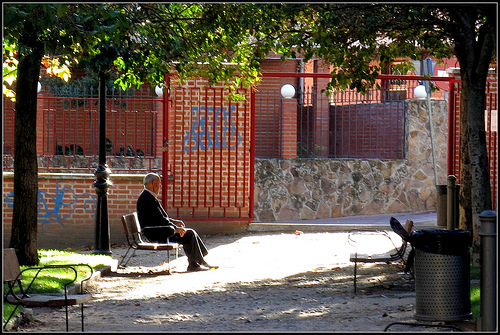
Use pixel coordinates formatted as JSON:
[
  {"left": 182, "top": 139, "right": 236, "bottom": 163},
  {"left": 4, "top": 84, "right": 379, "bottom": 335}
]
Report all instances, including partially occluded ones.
[
  {"left": 183, "top": 105, "right": 242, "bottom": 152},
  {"left": 4, "top": 180, "right": 96, "bottom": 228}
]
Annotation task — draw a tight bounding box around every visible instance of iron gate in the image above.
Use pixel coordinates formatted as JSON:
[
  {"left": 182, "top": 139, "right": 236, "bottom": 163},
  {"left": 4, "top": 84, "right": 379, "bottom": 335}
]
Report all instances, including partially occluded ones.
[{"left": 161, "top": 75, "right": 254, "bottom": 225}]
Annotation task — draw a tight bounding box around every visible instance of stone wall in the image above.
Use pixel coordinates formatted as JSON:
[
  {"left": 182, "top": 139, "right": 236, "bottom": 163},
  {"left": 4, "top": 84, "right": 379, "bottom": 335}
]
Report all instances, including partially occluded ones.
[{"left": 253, "top": 100, "right": 448, "bottom": 222}]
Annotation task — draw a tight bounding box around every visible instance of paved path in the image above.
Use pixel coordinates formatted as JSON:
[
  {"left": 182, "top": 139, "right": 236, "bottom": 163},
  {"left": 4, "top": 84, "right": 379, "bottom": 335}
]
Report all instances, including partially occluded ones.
[{"left": 13, "top": 212, "right": 475, "bottom": 332}]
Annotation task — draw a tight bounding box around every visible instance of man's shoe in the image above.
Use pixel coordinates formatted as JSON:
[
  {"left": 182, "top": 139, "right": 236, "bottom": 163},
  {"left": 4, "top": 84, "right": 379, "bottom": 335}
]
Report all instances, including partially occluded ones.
[
  {"left": 187, "top": 264, "right": 208, "bottom": 272},
  {"left": 200, "top": 261, "right": 219, "bottom": 270}
]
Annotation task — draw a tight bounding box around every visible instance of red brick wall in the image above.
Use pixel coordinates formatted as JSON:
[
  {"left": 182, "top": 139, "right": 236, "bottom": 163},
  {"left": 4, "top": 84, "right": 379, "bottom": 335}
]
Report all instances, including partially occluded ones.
[
  {"left": 163, "top": 77, "right": 253, "bottom": 225},
  {"left": 281, "top": 99, "right": 298, "bottom": 158},
  {"left": 2, "top": 173, "right": 145, "bottom": 249}
]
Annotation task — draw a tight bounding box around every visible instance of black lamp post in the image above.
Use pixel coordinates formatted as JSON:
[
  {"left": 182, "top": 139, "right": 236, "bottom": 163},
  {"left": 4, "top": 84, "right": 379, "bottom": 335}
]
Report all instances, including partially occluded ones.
[{"left": 93, "top": 73, "right": 112, "bottom": 255}]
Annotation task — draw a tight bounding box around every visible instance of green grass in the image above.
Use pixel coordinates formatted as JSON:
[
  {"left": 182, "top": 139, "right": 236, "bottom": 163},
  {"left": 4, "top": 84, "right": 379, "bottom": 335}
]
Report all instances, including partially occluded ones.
[
  {"left": 471, "top": 286, "right": 480, "bottom": 320},
  {"left": 470, "top": 254, "right": 480, "bottom": 320},
  {"left": 3, "top": 249, "right": 114, "bottom": 325}
]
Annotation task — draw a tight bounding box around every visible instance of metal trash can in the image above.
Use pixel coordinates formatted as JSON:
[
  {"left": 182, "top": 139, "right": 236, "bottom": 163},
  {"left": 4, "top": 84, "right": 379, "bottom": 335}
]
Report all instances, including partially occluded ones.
[{"left": 411, "top": 229, "right": 472, "bottom": 321}]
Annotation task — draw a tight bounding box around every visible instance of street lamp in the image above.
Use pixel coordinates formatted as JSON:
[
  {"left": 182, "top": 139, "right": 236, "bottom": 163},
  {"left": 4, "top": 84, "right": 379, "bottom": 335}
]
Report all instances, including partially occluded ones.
[
  {"left": 93, "top": 73, "right": 112, "bottom": 255},
  {"left": 281, "top": 84, "right": 296, "bottom": 99},
  {"left": 155, "top": 84, "right": 163, "bottom": 97},
  {"left": 414, "top": 84, "right": 427, "bottom": 100}
]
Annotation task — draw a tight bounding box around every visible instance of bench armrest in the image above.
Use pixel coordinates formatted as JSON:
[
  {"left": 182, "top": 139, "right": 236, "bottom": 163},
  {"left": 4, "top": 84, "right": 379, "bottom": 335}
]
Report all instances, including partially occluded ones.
[{"left": 9, "top": 263, "right": 93, "bottom": 299}]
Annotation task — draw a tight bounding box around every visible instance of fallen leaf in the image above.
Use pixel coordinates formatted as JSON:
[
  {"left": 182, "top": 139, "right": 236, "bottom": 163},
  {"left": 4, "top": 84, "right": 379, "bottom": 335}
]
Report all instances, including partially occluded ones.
[{"left": 294, "top": 230, "right": 304, "bottom": 235}]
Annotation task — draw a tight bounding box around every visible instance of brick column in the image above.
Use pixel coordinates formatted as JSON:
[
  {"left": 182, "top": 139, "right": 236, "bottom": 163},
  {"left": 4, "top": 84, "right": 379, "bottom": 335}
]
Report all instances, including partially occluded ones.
[{"left": 281, "top": 98, "right": 297, "bottom": 158}]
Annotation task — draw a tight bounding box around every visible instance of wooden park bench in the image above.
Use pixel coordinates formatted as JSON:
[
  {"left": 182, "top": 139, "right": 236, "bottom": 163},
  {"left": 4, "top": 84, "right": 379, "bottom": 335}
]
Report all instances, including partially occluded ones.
[
  {"left": 120, "top": 212, "right": 182, "bottom": 272},
  {"left": 348, "top": 218, "right": 414, "bottom": 294},
  {"left": 3, "top": 248, "right": 93, "bottom": 332}
]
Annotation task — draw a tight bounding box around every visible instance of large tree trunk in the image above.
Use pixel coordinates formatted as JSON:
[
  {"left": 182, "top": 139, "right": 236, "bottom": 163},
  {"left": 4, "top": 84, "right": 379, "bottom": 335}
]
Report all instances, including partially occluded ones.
[
  {"left": 459, "top": 76, "right": 492, "bottom": 250},
  {"left": 454, "top": 6, "right": 494, "bottom": 256},
  {"left": 9, "top": 37, "right": 44, "bottom": 265}
]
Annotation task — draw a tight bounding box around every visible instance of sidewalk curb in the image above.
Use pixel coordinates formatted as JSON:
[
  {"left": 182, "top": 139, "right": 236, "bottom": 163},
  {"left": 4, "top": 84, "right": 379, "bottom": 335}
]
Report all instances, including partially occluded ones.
[
  {"left": 247, "top": 221, "right": 437, "bottom": 232},
  {"left": 247, "top": 212, "right": 438, "bottom": 233}
]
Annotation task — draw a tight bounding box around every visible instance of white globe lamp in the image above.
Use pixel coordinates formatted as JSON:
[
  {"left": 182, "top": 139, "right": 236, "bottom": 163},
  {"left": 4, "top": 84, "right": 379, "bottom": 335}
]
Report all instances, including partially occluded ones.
[
  {"left": 155, "top": 85, "right": 163, "bottom": 97},
  {"left": 414, "top": 84, "right": 427, "bottom": 100},
  {"left": 37, "top": 81, "right": 42, "bottom": 93},
  {"left": 281, "top": 84, "right": 295, "bottom": 99}
]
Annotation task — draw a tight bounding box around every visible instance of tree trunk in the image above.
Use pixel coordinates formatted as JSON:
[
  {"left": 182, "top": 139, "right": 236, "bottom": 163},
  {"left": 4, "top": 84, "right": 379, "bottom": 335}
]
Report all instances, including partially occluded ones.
[
  {"left": 454, "top": 7, "right": 494, "bottom": 255},
  {"left": 459, "top": 76, "right": 492, "bottom": 250},
  {"left": 9, "top": 37, "right": 44, "bottom": 265}
]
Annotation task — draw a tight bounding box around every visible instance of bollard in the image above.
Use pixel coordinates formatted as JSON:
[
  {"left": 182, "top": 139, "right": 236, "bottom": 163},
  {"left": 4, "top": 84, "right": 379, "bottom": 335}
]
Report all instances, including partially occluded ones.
[
  {"left": 478, "top": 210, "right": 497, "bottom": 331},
  {"left": 447, "top": 175, "right": 457, "bottom": 230},
  {"left": 436, "top": 185, "right": 447, "bottom": 228}
]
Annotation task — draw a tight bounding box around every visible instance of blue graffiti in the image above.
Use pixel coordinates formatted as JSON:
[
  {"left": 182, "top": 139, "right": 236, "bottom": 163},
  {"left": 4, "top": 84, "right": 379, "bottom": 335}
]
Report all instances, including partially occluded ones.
[
  {"left": 5, "top": 180, "right": 96, "bottom": 229},
  {"left": 183, "top": 105, "right": 242, "bottom": 152}
]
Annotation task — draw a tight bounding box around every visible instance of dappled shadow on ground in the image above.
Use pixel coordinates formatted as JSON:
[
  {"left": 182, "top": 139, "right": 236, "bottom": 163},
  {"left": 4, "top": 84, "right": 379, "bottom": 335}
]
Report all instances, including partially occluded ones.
[
  {"left": 13, "top": 231, "right": 426, "bottom": 332},
  {"left": 14, "top": 262, "right": 418, "bottom": 332},
  {"left": 89, "top": 262, "right": 416, "bottom": 332}
]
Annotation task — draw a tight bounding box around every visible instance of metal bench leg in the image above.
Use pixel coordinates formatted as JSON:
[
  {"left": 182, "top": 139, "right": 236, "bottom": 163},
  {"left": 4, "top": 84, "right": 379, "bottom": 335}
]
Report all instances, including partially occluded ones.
[
  {"left": 81, "top": 303, "right": 85, "bottom": 332},
  {"left": 63, "top": 303, "right": 85, "bottom": 332},
  {"left": 167, "top": 249, "right": 171, "bottom": 273},
  {"left": 65, "top": 295, "right": 69, "bottom": 332},
  {"left": 119, "top": 247, "right": 137, "bottom": 268},
  {"left": 353, "top": 256, "right": 358, "bottom": 295}
]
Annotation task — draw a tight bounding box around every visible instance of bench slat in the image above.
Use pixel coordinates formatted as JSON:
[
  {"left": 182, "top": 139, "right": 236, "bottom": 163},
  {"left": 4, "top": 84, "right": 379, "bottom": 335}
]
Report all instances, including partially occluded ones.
[
  {"left": 350, "top": 253, "right": 394, "bottom": 263},
  {"left": 47, "top": 294, "right": 93, "bottom": 306},
  {"left": 136, "top": 242, "right": 181, "bottom": 250}
]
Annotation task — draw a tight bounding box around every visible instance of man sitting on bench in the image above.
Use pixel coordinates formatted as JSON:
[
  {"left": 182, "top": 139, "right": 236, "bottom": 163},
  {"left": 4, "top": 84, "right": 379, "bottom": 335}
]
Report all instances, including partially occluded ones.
[{"left": 137, "top": 173, "right": 218, "bottom": 272}]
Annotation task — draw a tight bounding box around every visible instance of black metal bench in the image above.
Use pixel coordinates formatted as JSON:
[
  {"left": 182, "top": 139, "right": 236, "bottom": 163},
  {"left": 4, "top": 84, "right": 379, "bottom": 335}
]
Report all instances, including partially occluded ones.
[
  {"left": 3, "top": 248, "right": 93, "bottom": 332},
  {"left": 120, "top": 212, "right": 182, "bottom": 272},
  {"left": 348, "top": 218, "right": 413, "bottom": 294}
]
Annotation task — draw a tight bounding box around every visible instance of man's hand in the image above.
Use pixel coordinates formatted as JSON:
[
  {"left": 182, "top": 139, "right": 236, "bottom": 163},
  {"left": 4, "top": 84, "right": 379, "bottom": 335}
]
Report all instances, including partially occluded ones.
[
  {"left": 175, "top": 226, "right": 186, "bottom": 237},
  {"left": 172, "top": 219, "right": 186, "bottom": 227}
]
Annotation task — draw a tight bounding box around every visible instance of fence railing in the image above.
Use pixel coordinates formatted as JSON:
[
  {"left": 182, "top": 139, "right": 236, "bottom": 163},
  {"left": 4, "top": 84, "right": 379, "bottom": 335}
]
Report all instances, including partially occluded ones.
[
  {"left": 3, "top": 89, "right": 162, "bottom": 172},
  {"left": 255, "top": 76, "right": 443, "bottom": 159}
]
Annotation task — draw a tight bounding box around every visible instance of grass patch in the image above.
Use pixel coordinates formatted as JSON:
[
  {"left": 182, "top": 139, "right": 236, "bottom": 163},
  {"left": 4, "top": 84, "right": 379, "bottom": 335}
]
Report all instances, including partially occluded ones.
[
  {"left": 471, "top": 286, "right": 480, "bottom": 320},
  {"left": 3, "top": 249, "right": 114, "bottom": 325},
  {"left": 470, "top": 249, "right": 480, "bottom": 320}
]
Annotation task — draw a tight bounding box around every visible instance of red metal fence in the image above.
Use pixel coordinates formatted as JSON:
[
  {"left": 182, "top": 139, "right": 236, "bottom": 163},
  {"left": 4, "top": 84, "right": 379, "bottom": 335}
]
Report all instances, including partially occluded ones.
[
  {"left": 3, "top": 86, "right": 162, "bottom": 172},
  {"left": 162, "top": 76, "right": 253, "bottom": 223},
  {"left": 2, "top": 73, "right": 497, "bottom": 209},
  {"left": 255, "top": 74, "right": 450, "bottom": 159}
]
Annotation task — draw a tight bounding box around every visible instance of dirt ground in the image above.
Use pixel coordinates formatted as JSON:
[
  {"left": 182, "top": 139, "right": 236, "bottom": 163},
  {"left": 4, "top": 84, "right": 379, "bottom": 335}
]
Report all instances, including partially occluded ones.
[{"left": 11, "top": 231, "right": 470, "bottom": 333}]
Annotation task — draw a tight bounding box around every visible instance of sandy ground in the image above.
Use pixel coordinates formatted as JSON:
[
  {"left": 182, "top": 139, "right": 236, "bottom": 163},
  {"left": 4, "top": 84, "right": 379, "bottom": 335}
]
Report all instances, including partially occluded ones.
[{"left": 11, "top": 231, "right": 468, "bottom": 333}]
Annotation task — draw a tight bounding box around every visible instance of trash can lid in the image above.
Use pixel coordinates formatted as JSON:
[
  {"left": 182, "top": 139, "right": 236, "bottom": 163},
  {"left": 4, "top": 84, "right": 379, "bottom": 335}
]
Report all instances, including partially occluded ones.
[{"left": 410, "top": 229, "right": 472, "bottom": 255}]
